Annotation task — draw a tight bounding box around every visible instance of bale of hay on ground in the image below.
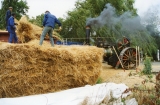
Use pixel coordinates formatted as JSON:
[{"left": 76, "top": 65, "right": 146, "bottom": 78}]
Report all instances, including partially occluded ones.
[{"left": 0, "top": 40, "right": 104, "bottom": 98}]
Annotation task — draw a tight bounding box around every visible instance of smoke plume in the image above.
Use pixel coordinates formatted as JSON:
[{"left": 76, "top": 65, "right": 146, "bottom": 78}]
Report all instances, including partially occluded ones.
[
  {"left": 86, "top": 3, "right": 158, "bottom": 55},
  {"left": 86, "top": 3, "right": 145, "bottom": 34}
]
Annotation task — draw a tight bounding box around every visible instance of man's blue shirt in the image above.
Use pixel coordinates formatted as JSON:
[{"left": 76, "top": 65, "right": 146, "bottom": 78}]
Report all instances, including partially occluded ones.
[
  {"left": 5, "top": 10, "right": 11, "bottom": 21},
  {"left": 7, "top": 16, "right": 16, "bottom": 33},
  {"left": 43, "top": 13, "right": 61, "bottom": 28}
]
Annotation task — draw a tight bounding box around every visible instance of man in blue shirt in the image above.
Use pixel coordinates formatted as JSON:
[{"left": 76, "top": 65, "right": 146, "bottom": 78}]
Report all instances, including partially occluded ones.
[
  {"left": 39, "top": 11, "right": 62, "bottom": 46},
  {"left": 7, "top": 13, "right": 18, "bottom": 43},
  {"left": 5, "top": 7, "right": 13, "bottom": 30}
]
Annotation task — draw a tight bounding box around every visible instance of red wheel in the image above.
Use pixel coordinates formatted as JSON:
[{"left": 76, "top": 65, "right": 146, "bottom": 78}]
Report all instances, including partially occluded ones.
[{"left": 120, "top": 47, "right": 139, "bottom": 70}]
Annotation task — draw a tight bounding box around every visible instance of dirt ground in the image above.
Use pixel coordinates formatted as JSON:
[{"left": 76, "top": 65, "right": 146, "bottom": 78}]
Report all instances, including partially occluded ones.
[{"left": 100, "top": 63, "right": 156, "bottom": 88}]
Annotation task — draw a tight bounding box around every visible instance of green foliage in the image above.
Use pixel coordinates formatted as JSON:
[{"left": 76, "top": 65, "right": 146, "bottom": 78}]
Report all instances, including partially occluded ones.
[
  {"left": 143, "top": 8, "right": 160, "bottom": 59},
  {"left": 121, "top": 98, "right": 125, "bottom": 103},
  {"left": 0, "top": 0, "right": 29, "bottom": 29},
  {"left": 131, "top": 84, "right": 159, "bottom": 104},
  {"left": 29, "top": 14, "right": 44, "bottom": 27},
  {"left": 142, "top": 56, "right": 152, "bottom": 75},
  {"left": 96, "top": 77, "right": 103, "bottom": 84},
  {"left": 148, "top": 74, "right": 153, "bottom": 79},
  {"left": 157, "top": 100, "right": 160, "bottom": 104},
  {"left": 147, "top": 25, "right": 160, "bottom": 60}
]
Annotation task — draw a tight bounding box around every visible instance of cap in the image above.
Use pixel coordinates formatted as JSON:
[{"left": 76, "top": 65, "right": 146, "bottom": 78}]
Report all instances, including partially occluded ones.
[
  {"left": 11, "top": 13, "right": 16, "bottom": 16},
  {"left": 9, "top": 7, "right": 13, "bottom": 9}
]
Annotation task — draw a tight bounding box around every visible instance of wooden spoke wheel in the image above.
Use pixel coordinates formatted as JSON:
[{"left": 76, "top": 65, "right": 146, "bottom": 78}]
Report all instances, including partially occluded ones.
[{"left": 120, "top": 47, "right": 139, "bottom": 70}]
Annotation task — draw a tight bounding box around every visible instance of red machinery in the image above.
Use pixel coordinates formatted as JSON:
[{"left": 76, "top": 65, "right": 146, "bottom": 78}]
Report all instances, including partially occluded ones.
[{"left": 0, "top": 31, "right": 10, "bottom": 42}]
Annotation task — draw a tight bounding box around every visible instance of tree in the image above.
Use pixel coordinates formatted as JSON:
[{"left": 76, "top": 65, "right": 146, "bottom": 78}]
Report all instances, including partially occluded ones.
[
  {"left": 60, "top": 0, "right": 137, "bottom": 40},
  {"left": 29, "top": 14, "right": 44, "bottom": 27},
  {"left": 0, "top": 0, "right": 29, "bottom": 29},
  {"left": 143, "top": 7, "right": 160, "bottom": 60}
]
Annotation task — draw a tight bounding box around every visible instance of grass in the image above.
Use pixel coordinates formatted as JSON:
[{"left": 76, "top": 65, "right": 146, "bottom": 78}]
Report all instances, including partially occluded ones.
[{"left": 96, "top": 77, "right": 103, "bottom": 84}]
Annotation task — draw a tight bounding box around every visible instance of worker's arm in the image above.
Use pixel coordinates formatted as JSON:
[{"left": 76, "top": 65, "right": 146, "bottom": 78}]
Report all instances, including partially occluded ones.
[
  {"left": 55, "top": 18, "right": 62, "bottom": 31},
  {"left": 55, "top": 17, "right": 61, "bottom": 27},
  {"left": 42, "top": 14, "right": 48, "bottom": 26}
]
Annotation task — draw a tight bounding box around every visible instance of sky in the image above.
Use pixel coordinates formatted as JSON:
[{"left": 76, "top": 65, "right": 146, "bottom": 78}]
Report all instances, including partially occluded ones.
[
  {"left": 26, "top": 0, "right": 77, "bottom": 18},
  {"left": 0, "top": 0, "right": 160, "bottom": 18},
  {"left": 134, "top": 0, "right": 160, "bottom": 17}
]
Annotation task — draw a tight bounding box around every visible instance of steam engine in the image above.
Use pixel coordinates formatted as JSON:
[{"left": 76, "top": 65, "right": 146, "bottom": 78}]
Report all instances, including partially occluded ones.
[{"left": 86, "top": 26, "right": 139, "bottom": 70}]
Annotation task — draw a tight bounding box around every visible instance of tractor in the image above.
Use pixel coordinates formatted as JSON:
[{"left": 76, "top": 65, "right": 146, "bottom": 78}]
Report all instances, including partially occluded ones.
[{"left": 86, "top": 26, "right": 140, "bottom": 70}]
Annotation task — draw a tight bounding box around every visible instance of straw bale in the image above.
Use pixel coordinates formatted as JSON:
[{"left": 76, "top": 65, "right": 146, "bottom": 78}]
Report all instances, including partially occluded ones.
[
  {"left": 16, "top": 16, "right": 36, "bottom": 43},
  {"left": 16, "top": 16, "right": 62, "bottom": 43},
  {"left": 0, "top": 40, "right": 104, "bottom": 98},
  {"left": 31, "top": 23, "right": 62, "bottom": 40}
]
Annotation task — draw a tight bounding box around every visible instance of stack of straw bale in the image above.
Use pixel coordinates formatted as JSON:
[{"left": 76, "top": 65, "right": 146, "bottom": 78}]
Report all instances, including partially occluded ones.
[
  {"left": 16, "top": 16, "right": 62, "bottom": 43},
  {"left": 0, "top": 40, "right": 104, "bottom": 98}
]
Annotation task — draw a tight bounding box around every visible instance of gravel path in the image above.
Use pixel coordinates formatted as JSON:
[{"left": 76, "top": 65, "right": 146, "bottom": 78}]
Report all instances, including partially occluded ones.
[{"left": 151, "top": 62, "right": 160, "bottom": 72}]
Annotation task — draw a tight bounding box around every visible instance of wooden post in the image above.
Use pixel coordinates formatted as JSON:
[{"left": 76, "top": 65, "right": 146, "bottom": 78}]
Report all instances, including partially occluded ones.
[
  {"left": 136, "top": 46, "right": 137, "bottom": 69},
  {"left": 138, "top": 46, "right": 140, "bottom": 66},
  {"left": 112, "top": 46, "right": 124, "bottom": 69}
]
